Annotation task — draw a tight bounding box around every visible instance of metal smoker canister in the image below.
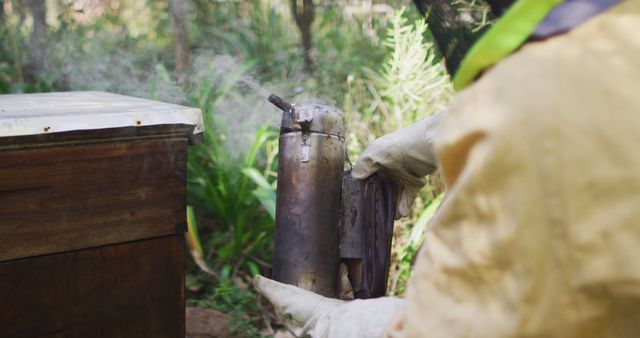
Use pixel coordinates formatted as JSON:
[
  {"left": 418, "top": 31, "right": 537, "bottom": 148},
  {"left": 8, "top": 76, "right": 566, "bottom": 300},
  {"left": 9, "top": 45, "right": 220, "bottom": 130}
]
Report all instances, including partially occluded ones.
[{"left": 270, "top": 95, "right": 345, "bottom": 297}]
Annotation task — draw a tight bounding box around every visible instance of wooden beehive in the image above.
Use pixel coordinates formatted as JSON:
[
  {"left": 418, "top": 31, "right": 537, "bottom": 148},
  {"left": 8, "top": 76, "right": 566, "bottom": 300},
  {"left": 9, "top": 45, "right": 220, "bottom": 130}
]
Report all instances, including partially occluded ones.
[{"left": 0, "top": 91, "right": 203, "bottom": 337}]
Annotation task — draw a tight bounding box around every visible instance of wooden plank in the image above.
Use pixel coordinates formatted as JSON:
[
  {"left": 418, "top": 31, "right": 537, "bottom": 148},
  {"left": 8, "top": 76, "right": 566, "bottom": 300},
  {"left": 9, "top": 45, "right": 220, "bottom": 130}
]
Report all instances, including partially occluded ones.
[
  {"left": 0, "top": 124, "right": 202, "bottom": 148},
  {"left": 0, "top": 138, "right": 188, "bottom": 261},
  {"left": 0, "top": 236, "right": 185, "bottom": 338}
]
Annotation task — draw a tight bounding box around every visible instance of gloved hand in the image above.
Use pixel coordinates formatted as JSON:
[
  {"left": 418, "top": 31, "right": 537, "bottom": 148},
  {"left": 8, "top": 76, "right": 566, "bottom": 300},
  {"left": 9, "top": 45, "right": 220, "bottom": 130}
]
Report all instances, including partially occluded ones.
[
  {"left": 352, "top": 110, "right": 446, "bottom": 218},
  {"left": 254, "top": 275, "right": 405, "bottom": 338}
]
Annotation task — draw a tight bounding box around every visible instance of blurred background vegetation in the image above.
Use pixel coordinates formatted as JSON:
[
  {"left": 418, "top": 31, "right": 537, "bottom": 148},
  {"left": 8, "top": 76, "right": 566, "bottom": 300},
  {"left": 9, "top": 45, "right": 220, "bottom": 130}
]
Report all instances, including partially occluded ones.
[{"left": 0, "top": 0, "right": 461, "bottom": 336}]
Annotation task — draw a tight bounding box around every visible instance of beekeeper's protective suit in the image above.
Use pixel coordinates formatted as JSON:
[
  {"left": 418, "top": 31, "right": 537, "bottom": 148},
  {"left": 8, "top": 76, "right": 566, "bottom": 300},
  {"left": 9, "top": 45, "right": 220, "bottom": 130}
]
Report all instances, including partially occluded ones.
[{"left": 254, "top": 0, "right": 640, "bottom": 337}]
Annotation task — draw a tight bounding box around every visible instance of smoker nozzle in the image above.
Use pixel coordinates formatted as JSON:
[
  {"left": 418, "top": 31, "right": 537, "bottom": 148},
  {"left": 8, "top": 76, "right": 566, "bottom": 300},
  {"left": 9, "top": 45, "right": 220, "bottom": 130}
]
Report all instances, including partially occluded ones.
[{"left": 268, "top": 94, "right": 294, "bottom": 113}]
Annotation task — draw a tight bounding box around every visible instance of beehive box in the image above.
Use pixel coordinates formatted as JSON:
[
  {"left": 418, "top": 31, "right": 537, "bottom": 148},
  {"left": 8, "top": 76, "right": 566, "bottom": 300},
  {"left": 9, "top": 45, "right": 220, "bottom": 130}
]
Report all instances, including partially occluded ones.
[{"left": 0, "top": 91, "right": 203, "bottom": 337}]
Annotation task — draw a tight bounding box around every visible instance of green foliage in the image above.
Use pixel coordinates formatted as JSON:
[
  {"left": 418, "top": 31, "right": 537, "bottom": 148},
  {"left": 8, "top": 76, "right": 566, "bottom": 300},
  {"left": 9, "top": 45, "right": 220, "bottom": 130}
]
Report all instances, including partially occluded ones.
[
  {"left": 191, "top": 0, "right": 301, "bottom": 81},
  {"left": 184, "top": 70, "right": 278, "bottom": 334},
  {"left": 342, "top": 8, "right": 452, "bottom": 295},
  {"left": 186, "top": 205, "right": 218, "bottom": 276},
  {"left": 376, "top": 9, "right": 451, "bottom": 126},
  {"left": 1, "top": 0, "right": 454, "bottom": 332},
  {"left": 242, "top": 167, "right": 277, "bottom": 221},
  {"left": 310, "top": 5, "right": 388, "bottom": 103},
  {"left": 187, "top": 266, "right": 266, "bottom": 337},
  {"left": 344, "top": 8, "right": 452, "bottom": 157},
  {"left": 187, "top": 109, "right": 278, "bottom": 263},
  {"left": 388, "top": 193, "right": 443, "bottom": 295}
]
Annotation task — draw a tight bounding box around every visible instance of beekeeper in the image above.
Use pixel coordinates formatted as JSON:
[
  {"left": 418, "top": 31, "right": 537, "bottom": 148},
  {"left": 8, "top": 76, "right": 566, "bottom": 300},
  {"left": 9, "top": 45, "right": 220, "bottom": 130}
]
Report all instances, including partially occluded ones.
[{"left": 254, "top": 0, "right": 640, "bottom": 337}]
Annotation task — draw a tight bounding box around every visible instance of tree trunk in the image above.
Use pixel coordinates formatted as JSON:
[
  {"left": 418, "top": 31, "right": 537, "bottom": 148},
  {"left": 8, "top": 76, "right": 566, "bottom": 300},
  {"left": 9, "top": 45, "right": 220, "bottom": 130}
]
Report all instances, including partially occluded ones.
[
  {"left": 170, "top": 0, "right": 190, "bottom": 84},
  {"left": 16, "top": 0, "right": 27, "bottom": 27},
  {"left": 0, "top": 0, "right": 5, "bottom": 25},
  {"left": 290, "top": 0, "right": 315, "bottom": 73},
  {"left": 26, "top": 0, "right": 48, "bottom": 77}
]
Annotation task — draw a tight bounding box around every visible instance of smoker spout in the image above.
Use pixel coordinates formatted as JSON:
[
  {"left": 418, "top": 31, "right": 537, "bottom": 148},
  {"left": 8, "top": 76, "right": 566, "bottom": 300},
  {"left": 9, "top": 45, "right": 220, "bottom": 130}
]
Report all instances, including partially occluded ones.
[{"left": 268, "top": 94, "right": 294, "bottom": 113}]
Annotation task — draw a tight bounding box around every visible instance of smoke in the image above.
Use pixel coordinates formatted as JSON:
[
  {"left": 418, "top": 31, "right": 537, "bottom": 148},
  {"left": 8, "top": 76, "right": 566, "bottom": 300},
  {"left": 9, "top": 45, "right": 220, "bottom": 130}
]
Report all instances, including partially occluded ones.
[
  {"left": 188, "top": 52, "right": 335, "bottom": 160},
  {"left": 239, "top": 75, "right": 272, "bottom": 99},
  {"left": 58, "top": 37, "right": 330, "bottom": 160},
  {"left": 61, "top": 37, "right": 187, "bottom": 104},
  {"left": 188, "top": 53, "right": 282, "bottom": 159}
]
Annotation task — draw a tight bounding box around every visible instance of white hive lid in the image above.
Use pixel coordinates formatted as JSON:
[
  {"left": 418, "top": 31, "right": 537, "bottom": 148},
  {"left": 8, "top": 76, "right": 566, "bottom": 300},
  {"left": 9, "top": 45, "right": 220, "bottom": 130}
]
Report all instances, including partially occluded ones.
[{"left": 0, "top": 91, "right": 203, "bottom": 137}]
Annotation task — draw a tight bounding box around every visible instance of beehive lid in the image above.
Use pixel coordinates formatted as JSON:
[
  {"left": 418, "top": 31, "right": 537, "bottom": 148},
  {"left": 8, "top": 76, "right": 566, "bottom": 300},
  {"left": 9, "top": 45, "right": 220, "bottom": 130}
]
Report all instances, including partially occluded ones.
[{"left": 0, "top": 91, "right": 203, "bottom": 138}]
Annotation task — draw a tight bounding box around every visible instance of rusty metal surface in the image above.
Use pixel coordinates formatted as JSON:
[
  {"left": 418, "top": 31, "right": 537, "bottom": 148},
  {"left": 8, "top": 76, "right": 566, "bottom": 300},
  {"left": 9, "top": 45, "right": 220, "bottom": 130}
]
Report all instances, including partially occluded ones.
[
  {"left": 339, "top": 173, "right": 397, "bottom": 299},
  {"left": 357, "top": 175, "right": 397, "bottom": 298},
  {"left": 273, "top": 131, "right": 344, "bottom": 297},
  {"left": 267, "top": 94, "right": 294, "bottom": 113},
  {"left": 339, "top": 174, "right": 363, "bottom": 259},
  {"left": 279, "top": 103, "right": 345, "bottom": 138}
]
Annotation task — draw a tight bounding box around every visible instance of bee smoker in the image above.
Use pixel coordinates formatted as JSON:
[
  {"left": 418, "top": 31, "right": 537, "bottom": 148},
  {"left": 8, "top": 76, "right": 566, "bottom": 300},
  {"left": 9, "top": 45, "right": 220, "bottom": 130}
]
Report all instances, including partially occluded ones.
[{"left": 269, "top": 94, "right": 397, "bottom": 299}]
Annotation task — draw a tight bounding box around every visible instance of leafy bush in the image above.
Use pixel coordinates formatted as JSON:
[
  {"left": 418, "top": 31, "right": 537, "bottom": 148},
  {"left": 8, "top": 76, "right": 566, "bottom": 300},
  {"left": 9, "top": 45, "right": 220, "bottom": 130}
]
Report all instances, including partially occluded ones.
[
  {"left": 184, "top": 61, "right": 279, "bottom": 336},
  {"left": 186, "top": 61, "right": 279, "bottom": 269},
  {"left": 345, "top": 8, "right": 452, "bottom": 153}
]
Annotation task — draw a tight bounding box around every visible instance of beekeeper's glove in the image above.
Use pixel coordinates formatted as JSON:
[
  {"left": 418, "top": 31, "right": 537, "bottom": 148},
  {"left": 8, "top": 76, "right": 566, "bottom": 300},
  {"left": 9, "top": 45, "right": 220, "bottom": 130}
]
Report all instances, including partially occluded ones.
[
  {"left": 254, "top": 275, "right": 404, "bottom": 338},
  {"left": 352, "top": 110, "right": 445, "bottom": 218}
]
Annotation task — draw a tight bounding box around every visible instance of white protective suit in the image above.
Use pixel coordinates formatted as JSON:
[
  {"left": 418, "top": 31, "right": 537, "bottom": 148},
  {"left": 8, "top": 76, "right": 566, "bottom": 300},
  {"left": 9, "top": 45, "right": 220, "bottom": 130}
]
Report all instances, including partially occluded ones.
[{"left": 255, "top": 1, "right": 640, "bottom": 337}]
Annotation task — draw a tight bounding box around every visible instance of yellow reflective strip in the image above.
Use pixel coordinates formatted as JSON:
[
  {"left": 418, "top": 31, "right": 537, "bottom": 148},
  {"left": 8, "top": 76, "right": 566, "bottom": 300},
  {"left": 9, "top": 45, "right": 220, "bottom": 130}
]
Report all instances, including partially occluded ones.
[{"left": 453, "top": 0, "right": 564, "bottom": 91}]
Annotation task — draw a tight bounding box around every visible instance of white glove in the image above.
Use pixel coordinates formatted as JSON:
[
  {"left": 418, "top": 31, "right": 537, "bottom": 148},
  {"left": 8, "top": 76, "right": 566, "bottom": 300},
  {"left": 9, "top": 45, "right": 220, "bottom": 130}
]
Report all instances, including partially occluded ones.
[
  {"left": 352, "top": 110, "right": 445, "bottom": 218},
  {"left": 254, "top": 275, "right": 405, "bottom": 338}
]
